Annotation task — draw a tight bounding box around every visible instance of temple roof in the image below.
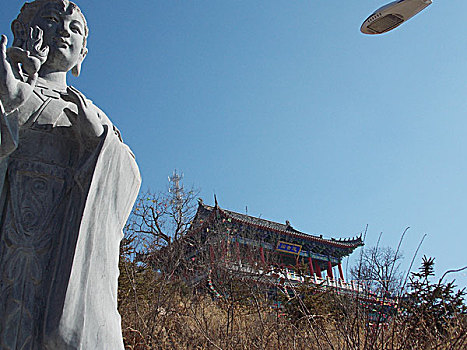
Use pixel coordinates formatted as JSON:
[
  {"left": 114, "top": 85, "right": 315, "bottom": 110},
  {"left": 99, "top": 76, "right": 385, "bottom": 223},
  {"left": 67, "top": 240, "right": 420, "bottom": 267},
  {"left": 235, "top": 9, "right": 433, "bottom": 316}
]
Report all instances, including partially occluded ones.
[{"left": 195, "top": 200, "right": 363, "bottom": 250}]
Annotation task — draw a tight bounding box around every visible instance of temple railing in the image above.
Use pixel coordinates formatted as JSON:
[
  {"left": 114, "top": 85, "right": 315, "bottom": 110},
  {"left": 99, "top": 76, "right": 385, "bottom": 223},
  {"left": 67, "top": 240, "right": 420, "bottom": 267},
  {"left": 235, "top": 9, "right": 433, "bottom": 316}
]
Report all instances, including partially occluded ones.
[{"left": 221, "top": 262, "right": 365, "bottom": 294}]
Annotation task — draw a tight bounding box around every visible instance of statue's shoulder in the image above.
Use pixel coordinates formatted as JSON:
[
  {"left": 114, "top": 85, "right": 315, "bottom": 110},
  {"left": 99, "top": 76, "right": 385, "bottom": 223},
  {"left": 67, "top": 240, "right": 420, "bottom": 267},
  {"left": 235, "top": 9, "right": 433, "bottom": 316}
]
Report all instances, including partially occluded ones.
[{"left": 67, "top": 86, "right": 99, "bottom": 110}]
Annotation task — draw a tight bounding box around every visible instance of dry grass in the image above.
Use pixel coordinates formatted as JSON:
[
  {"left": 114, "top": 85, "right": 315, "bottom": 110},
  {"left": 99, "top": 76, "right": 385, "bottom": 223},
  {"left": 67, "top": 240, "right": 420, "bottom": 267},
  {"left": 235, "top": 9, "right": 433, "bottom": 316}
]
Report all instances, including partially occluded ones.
[{"left": 118, "top": 261, "right": 467, "bottom": 350}]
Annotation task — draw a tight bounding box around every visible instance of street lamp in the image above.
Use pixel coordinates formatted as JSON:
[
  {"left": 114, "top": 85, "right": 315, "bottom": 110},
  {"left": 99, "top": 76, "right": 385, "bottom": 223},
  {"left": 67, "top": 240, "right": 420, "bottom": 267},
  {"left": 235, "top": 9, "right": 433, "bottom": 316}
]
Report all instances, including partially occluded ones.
[{"left": 361, "top": 0, "right": 432, "bottom": 35}]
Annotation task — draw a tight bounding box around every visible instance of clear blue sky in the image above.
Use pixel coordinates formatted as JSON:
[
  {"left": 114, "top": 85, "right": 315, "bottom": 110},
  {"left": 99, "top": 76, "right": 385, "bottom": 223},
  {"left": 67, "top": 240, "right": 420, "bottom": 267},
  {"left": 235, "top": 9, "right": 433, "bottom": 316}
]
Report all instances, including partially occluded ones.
[{"left": 2, "top": 0, "right": 466, "bottom": 287}]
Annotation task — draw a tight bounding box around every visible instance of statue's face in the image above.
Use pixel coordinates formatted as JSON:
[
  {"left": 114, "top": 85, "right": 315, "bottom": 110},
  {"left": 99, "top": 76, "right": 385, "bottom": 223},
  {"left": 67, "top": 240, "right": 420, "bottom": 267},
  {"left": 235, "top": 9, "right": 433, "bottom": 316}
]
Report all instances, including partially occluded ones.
[{"left": 30, "top": 2, "right": 86, "bottom": 73}]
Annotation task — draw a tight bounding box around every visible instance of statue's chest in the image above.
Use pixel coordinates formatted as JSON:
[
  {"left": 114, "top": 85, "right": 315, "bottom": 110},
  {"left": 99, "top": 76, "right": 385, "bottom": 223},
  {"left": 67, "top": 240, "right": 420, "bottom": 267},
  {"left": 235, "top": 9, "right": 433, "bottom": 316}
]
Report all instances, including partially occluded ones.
[
  {"left": 13, "top": 90, "right": 82, "bottom": 169},
  {"left": 18, "top": 88, "right": 77, "bottom": 128}
]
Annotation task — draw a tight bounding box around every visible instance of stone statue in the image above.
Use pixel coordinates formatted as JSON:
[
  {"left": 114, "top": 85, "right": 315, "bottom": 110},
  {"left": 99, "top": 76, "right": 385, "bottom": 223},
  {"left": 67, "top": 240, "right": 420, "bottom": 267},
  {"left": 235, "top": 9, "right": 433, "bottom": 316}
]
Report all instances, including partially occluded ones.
[{"left": 0, "top": 1, "right": 141, "bottom": 348}]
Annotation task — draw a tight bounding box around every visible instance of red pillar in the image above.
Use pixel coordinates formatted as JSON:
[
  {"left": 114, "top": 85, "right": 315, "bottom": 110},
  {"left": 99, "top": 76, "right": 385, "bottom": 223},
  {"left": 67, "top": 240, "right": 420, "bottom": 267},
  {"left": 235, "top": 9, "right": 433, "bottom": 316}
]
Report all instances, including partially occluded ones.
[
  {"left": 236, "top": 241, "right": 240, "bottom": 262},
  {"left": 221, "top": 240, "right": 226, "bottom": 260},
  {"left": 209, "top": 245, "right": 214, "bottom": 265},
  {"left": 308, "top": 257, "right": 315, "bottom": 276},
  {"left": 314, "top": 260, "right": 322, "bottom": 278},
  {"left": 260, "top": 246, "right": 265, "bottom": 264},
  {"left": 327, "top": 261, "right": 334, "bottom": 280},
  {"left": 338, "top": 262, "right": 344, "bottom": 281}
]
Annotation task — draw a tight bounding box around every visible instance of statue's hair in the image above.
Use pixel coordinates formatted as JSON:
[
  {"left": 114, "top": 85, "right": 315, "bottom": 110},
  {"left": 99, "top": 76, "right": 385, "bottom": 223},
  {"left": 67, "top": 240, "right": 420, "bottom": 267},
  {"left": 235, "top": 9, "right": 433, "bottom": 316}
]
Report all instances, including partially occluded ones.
[{"left": 12, "top": 0, "right": 88, "bottom": 50}]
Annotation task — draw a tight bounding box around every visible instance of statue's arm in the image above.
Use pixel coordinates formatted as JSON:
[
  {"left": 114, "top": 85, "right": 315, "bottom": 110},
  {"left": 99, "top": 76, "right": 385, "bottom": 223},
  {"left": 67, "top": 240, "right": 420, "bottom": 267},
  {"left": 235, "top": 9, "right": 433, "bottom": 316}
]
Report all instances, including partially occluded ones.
[
  {"left": 0, "top": 108, "right": 19, "bottom": 158},
  {"left": 0, "top": 27, "right": 48, "bottom": 158},
  {"left": 95, "top": 107, "right": 137, "bottom": 158},
  {"left": 91, "top": 103, "right": 138, "bottom": 163}
]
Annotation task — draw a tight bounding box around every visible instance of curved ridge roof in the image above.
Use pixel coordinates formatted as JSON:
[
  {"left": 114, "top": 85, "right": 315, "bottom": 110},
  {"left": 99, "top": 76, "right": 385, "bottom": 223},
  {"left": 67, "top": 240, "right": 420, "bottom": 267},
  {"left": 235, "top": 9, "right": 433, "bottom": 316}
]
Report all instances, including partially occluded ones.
[{"left": 197, "top": 201, "right": 363, "bottom": 249}]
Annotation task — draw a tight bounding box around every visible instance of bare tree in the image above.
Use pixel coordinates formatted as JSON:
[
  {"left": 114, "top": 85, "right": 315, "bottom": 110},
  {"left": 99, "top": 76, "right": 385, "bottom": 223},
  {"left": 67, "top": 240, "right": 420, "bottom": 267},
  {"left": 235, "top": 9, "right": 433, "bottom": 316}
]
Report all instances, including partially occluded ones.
[
  {"left": 350, "top": 246, "right": 404, "bottom": 295},
  {"left": 118, "top": 171, "right": 200, "bottom": 348},
  {"left": 131, "top": 171, "right": 198, "bottom": 245},
  {"left": 125, "top": 170, "right": 199, "bottom": 275}
]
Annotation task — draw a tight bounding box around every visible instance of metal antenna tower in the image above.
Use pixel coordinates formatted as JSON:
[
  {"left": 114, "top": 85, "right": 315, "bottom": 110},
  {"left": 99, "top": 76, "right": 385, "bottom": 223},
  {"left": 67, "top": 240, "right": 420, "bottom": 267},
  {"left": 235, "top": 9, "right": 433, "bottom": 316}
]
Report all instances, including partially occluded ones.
[{"left": 168, "top": 170, "right": 184, "bottom": 212}]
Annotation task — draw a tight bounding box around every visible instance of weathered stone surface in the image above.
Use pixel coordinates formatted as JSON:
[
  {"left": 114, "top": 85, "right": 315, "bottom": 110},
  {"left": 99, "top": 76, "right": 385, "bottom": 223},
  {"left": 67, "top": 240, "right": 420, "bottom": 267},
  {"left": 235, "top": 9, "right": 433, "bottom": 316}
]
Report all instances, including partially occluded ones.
[{"left": 0, "top": 1, "right": 141, "bottom": 349}]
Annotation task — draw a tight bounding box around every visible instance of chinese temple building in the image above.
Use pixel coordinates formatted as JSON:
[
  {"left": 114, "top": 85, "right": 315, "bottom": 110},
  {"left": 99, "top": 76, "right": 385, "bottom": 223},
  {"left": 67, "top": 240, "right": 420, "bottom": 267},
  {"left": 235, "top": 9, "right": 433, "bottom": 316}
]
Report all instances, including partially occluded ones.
[{"left": 184, "top": 199, "right": 365, "bottom": 293}]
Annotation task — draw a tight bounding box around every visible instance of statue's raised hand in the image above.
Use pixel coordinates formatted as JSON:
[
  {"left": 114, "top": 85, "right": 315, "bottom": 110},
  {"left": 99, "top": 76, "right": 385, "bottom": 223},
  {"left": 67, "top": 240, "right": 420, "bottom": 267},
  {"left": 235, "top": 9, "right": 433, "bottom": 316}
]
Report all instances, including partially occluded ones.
[
  {"left": 62, "top": 86, "right": 105, "bottom": 139},
  {"left": 0, "top": 27, "right": 48, "bottom": 114}
]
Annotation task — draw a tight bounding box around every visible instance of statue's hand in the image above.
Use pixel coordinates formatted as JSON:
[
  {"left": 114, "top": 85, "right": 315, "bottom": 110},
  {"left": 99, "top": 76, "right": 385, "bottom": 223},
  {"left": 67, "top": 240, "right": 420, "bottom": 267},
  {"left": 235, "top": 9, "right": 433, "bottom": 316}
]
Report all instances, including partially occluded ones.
[
  {"left": 7, "top": 27, "right": 49, "bottom": 78},
  {"left": 62, "top": 86, "right": 105, "bottom": 138},
  {"left": 0, "top": 34, "right": 39, "bottom": 113},
  {"left": 25, "top": 26, "right": 49, "bottom": 66}
]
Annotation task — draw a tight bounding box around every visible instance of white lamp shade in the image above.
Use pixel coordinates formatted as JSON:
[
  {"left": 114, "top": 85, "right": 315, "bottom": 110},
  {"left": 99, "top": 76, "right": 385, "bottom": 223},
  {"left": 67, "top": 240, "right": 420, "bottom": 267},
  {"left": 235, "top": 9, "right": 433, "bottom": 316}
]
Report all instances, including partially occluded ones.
[{"left": 361, "top": 0, "right": 432, "bottom": 35}]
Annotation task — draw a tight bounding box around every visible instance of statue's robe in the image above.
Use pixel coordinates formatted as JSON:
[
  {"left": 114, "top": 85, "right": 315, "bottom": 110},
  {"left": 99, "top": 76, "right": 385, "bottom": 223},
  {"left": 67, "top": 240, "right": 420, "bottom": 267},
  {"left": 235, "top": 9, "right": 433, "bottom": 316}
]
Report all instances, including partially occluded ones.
[{"left": 0, "top": 81, "right": 141, "bottom": 350}]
